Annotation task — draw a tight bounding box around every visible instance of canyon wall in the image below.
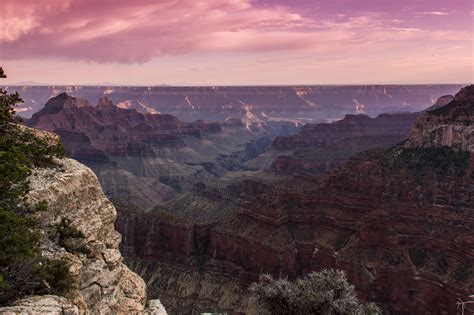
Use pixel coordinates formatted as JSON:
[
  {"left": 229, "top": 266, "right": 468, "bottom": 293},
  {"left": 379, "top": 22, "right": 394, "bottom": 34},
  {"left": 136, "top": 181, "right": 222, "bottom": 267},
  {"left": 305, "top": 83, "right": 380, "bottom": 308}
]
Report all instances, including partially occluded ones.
[
  {"left": 117, "top": 87, "right": 473, "bottom": 314},
  {"left": 27, "top": 93, "right": 286, "bottom": 210},
  {"left": 246, "top": 112, "right": 419, "bottom": 174},
  {"left": 19, "top": 86, "right": 472, "bottom": 314},
  {"left": 407, "top": 86, "right": 473, "bottom": 151}
]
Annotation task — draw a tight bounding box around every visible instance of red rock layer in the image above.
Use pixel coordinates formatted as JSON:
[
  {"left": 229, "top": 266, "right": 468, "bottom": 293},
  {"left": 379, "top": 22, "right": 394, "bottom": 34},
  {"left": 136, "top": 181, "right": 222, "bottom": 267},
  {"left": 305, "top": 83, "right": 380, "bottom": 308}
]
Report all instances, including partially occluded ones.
[
  {"left": 28, "top": 94, "right": 224, "bottom": 157},
  {"left": 116, "top": 88, "right": 474, "bottom": 314},
  {"left": 118, "top": 147, "right": 473, "bottom": 314},
  {"left": 266, "top": 113, "right": 418, "bottom": 175}
]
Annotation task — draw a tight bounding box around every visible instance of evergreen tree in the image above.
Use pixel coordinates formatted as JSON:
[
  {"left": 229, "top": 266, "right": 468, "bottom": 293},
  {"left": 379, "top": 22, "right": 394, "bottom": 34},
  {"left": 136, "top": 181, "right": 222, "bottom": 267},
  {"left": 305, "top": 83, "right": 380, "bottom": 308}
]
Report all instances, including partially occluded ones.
[{"left": 0, "top": 67, "right": 69, "bottom": 305}]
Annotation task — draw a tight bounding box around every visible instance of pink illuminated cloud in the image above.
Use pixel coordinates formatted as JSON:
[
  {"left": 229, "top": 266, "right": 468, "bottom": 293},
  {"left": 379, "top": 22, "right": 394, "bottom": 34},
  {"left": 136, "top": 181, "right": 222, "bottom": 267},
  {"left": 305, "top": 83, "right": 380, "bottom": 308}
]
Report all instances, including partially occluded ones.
[
  {"left": 1, "top": 0, "right": 472, "bottom": 63},
  {"left": 0, "top": 0, "right": 472, "bottom": 85}
]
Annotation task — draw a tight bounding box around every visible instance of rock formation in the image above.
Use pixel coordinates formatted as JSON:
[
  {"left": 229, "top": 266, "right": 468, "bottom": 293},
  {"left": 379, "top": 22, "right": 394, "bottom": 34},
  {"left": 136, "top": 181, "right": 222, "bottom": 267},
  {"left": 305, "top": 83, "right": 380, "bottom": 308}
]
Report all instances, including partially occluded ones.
[
  {"left": 246, "top": 112, "right": 418, "bottom": 174},
  {"left": 425, "top": 95, "right": 454, "bottom": 111},
  {"left": 407, "top": 85, "right": 473, "bottom": 151},
  {"left": 117, "top": 86, "right": 473, "bottom": 314},
  {"left": 16, "top": 85, "right": 472, "bottom": 314},
  {"left": 0, "top": 296, "right": 79, "bottom": 315},
  {"left": 0, "top": 152, "right": 166, "bottom": 314},
  {"left": 27, "top": 93, "right": 283, "bottom": 209}
]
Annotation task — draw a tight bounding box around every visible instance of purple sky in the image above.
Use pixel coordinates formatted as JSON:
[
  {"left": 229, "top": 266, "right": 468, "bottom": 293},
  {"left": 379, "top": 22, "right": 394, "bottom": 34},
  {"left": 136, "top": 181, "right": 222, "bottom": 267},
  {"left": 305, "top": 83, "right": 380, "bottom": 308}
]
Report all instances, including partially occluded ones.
[{"left": 1, "top": 0, "right": 473, "bottom": 85}]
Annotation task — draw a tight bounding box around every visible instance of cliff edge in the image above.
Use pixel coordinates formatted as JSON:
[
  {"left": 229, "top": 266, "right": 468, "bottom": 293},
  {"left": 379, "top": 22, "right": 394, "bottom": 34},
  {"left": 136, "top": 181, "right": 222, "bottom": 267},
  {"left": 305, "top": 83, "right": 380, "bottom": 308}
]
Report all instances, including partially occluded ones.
[
  {"left": 0, "top": 155, "right": 166, "bottom": 314},
  {"left": 406, "top": 85, "right": 473, "bottom": 152}
]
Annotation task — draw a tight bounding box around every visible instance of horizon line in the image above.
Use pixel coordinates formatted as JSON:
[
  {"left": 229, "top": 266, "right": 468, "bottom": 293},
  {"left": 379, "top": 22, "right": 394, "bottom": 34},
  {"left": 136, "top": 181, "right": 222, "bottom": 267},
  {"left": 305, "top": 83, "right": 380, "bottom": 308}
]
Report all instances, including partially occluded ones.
[{"left": 2, "top": 83, "right": 470, "bottom": 88}]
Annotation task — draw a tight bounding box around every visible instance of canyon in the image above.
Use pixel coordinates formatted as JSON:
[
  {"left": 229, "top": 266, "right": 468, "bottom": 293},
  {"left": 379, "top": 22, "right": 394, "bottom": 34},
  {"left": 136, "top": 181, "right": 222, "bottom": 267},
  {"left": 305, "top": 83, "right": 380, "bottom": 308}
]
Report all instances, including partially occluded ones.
[
  {"left": 8, "top": 85, "right": 461, "bottom": 123},
  {"left": 27, "top": 93, "right": 293, "bottom": 210},
  {"left": 116, "top": 87, "right": 473, "bottom": 314},
  {"left": 22, "top": 85, "right": 473, "bottom": 314}
]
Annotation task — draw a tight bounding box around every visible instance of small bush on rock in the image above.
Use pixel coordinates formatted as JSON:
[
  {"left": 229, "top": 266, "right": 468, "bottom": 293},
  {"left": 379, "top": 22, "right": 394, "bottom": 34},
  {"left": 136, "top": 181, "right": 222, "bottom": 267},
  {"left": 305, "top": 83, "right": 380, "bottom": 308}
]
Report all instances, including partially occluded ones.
[{"left": 250, "top": 269, "right": 381, "bottom": 314}]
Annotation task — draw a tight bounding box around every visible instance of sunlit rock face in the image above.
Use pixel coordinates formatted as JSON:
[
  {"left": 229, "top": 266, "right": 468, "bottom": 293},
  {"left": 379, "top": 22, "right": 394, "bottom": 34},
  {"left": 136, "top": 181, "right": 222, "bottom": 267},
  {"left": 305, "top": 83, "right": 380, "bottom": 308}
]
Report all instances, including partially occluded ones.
[
  {"left": 406, "top": 85, "right": 474, "bottom": 152},
  {"left": 0, "top": 154, "right": 166, "bottom": 314},
  {"left": 116, "top": 87, "right": 473, "bottom": 314},
  {"left": 28, "top": 157, "right": 149, "bottom": 314}
]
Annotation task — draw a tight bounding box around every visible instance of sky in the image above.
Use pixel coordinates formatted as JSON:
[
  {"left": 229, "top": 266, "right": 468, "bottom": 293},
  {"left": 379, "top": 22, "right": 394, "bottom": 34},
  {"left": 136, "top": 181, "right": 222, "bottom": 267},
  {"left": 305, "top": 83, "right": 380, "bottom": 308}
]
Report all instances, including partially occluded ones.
[{"left": 0, "top": 0, "right": 473, "bottom": 85}]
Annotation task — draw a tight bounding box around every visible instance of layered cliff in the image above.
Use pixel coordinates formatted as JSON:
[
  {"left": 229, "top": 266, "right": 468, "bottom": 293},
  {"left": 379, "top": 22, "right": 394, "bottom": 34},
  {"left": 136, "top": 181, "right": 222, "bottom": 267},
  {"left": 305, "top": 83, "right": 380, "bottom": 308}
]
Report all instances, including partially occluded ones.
[
  {"left": 246, "top": 112, "right": 418, "bottom": 174},
  {"left": 117, "top": 86, "right": 473, "bottom": 314},
  {"left": 0, "top": 154, "right": 166, "bottom": 314},
  {"left": 407, "top": 85, "right": 473, "bottom": 151},
  {"left": 9, "top": 85, "right": 461, "bottom": 121},
  {"left": 27, "top": 94, "right": 282, "bottom": 209}
]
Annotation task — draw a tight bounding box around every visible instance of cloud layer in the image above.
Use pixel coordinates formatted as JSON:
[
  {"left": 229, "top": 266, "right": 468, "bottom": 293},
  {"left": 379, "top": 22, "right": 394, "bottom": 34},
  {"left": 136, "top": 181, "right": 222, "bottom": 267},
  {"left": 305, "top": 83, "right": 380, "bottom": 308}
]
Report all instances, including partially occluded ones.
[
  {"left": 1, "top": 0, "right": 308, "bottom": 62},
  {"left": 0, "top": 0, "right": 472, "bottom": 84},
  {"left": 1, "top": 0, "right": 471, "bottom": 63}
]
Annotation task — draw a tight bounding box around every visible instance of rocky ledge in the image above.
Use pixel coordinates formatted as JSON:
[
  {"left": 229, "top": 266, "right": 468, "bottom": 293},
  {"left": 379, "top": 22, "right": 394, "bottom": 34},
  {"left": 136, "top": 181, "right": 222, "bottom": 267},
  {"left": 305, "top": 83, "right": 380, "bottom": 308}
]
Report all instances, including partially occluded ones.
[
  {"left": 0, "top": 157, "right": 166, "bottom": 314},
  {"left": 407, "top": 85, "right": 473, "bottom": 152}
]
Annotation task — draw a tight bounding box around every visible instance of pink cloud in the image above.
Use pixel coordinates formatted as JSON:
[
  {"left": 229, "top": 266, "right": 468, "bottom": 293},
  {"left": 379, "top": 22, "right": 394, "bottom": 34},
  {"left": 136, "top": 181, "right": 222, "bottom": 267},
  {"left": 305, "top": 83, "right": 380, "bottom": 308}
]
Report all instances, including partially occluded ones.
[
  {"left": 1, "top": 0, "right": 309, "bottom": 62},
  {"left": 0, "top": 0, "right": 472, "bottom": 63}
]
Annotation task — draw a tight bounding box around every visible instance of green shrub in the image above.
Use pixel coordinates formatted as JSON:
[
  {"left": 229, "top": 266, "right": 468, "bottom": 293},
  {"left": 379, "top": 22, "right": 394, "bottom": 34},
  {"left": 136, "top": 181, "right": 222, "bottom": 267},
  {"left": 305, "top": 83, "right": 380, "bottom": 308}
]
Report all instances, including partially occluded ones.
[
  {"left": 409, "top": 248, "right": 427, "bottom": 267},
  {"left": 383, "top": 252, "right": 403, "bottom": 267},
  {"left": 57, "top": 218, "right": 85, "bottom": 240},
  {"left": 0, "top": 67, "right": 70, "bottom": 306},
  {"left": 249, "top": 269, "right": 381, "bottom": 314},
  {"left": 0, "top": 206, "right": 43, "bottom": 304},
  {"left": 56, "top": 218, "right": 90, "bottom": 255},
  {"left": 41, "top": 259, "right": 75, "bottom": 295},
  {"left": 434, "top": 251, "right": 448, "bottom": 274},
  {"left": 335, "top": 233, "right": 351, "bottom": 251}
]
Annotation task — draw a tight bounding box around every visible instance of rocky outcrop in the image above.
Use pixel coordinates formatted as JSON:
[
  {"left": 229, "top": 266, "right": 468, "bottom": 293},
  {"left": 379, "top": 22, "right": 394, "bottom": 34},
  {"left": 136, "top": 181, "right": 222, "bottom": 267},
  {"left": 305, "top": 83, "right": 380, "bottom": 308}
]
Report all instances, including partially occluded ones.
[
  {"left": 29, "top": 157, "right": 148, "bottom": 314},
  {"left": 0, "top": 296, "right": 79, "bottom": 315},
  {"left": 117, "top": 87, "right": 473, "bottom": 314},
  {"left": 0, "top": 155, "right": 165, "bottom": 314},
  {"left": 407, "top": 85, "right": 473, "bottom": 152},
  {"left": 425, "top": 95, "right": 454, "bottom": 111}
]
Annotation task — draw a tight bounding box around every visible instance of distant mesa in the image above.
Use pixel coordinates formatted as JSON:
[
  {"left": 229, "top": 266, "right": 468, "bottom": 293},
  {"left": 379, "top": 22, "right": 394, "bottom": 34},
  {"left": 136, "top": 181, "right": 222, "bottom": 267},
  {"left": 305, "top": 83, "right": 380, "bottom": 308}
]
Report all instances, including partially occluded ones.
[
  {"left": 8, "top": 85, "right": 463, "bottom": 120},
  {"left": 26, "top": 92, "right": 285, "bottom": 210}
]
